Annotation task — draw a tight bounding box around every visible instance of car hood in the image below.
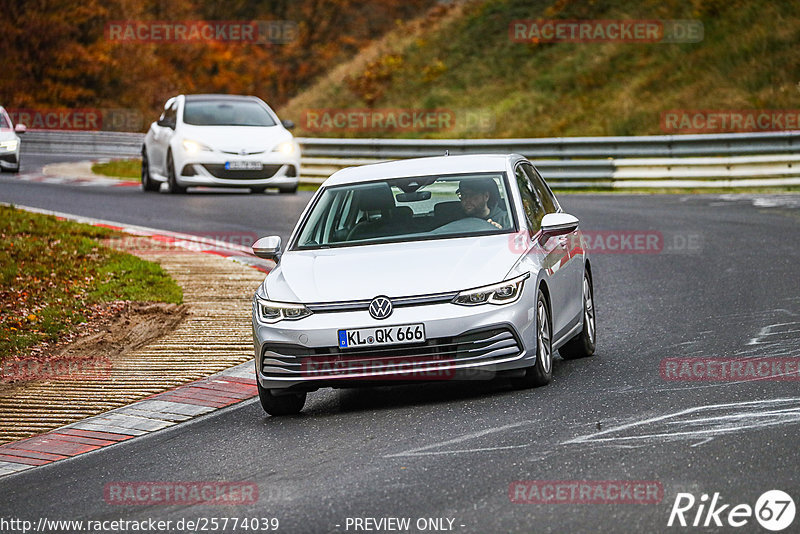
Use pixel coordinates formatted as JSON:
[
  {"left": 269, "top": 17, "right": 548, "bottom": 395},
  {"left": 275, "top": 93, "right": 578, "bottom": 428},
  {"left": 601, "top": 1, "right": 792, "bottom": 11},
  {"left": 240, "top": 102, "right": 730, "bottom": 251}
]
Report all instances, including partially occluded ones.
[
  {"left": 179, "top": 124, "right": 291, "bottom": 154},
  {"left": 0, "top": 130, "right": 17, "bottom": 142},
  {"left": 264, "top": 234, "right": 522, "bottom": 303}
]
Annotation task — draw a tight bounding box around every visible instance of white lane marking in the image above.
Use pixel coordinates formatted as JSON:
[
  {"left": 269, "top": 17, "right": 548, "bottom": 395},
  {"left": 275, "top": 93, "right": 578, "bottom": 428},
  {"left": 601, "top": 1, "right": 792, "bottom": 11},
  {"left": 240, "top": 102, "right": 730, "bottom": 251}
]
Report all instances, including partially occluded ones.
[
  {"left": 562, "top": 397, "right": 800, "bottom": 446},
  {"left": 384, "top": 421, "right": 532, "bottom": 458}
]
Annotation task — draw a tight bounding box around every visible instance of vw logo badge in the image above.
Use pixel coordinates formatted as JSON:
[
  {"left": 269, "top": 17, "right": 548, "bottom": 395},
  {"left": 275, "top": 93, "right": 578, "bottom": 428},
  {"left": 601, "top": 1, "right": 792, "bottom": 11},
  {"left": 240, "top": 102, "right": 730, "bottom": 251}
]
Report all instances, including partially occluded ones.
[
  {"left": 369, "top": 296, "right": 393, "bottom": 320},
  {"left": 239, "top": 149, "right": 247, "bottom": 155}
]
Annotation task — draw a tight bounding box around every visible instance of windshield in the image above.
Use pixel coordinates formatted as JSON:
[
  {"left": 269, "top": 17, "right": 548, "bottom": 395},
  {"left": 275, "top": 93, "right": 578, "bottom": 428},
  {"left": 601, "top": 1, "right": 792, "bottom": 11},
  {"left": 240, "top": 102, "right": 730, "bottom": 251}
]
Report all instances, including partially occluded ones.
[
  {"left": 182, "top": 100, "right": 277, "bottom": 127},
  {"left": 0, "top": 112, "right": 9, "bottom": 129},
  {"left": 294, "top": 173, "right": 516, "bottom": 249}
]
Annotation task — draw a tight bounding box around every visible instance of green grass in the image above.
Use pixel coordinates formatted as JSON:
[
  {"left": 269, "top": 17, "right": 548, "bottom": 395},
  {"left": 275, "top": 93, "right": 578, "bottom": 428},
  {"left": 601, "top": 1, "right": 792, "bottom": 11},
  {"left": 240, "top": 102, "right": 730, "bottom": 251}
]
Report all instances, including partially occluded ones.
[
  {"left": 0, "top": 206, "right": 182, "bottom": 361},
  {"left": 280, "top": 0, "right": 800, "bottom": 139},
  {"left": 92, "top": 159, "right": 141, "bottom": 179}
]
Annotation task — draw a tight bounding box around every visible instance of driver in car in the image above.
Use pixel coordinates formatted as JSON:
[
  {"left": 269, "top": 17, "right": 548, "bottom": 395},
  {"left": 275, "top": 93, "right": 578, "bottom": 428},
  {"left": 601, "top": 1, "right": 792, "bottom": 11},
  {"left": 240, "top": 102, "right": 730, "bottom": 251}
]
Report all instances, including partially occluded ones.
[{"left": 457, "top": 178, "right": 510, "bottom": 229}]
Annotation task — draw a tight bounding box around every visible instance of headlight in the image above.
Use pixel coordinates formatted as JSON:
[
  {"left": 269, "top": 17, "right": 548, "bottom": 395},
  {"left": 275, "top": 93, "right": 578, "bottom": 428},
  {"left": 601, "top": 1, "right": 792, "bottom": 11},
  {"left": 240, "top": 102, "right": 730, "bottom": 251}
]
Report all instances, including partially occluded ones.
[
  {"left": 452, "top": 273, "right": 530, "bottom": 306},
  {"left": 272, "top": 141, "right": 296, "bottom": 156},
  {"left": 0, "top": 140, "right": 18, "bottom": 151},
  {"left": 182, "top": 139, "right": 211, "bottom": 154},
  {"left": 255, "top": 297, "right": 312, "bottom": 323}
]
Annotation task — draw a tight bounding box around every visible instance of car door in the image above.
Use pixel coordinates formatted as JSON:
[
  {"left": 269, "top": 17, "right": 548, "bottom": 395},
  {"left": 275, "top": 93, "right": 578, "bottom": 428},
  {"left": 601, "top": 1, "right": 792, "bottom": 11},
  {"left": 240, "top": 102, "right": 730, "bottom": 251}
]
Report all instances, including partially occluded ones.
[
  {"left": 524, "top": 163, "right": 584, "bottom": 336},
  {"left": 149, "top": 100, "right": 178, "bottom": 176},
  {"left": 514, "top": 162, "right": 571, "bottom": 342}
]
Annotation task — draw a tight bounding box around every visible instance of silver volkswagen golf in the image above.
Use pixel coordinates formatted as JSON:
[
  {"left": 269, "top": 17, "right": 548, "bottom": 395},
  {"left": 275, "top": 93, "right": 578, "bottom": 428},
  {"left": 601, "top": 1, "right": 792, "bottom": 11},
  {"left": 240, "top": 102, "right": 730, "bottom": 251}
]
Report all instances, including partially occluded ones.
[{"left": 251, "top": 154, "right": 595, "bottom": 415}]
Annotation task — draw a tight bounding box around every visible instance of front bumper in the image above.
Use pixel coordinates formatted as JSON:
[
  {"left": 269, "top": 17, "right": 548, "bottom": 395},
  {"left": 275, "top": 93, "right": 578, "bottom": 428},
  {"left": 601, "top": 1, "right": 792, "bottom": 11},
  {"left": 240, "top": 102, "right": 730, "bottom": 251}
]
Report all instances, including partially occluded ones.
[
  {"left": 253, "top": 292, "right": 538, "bottom": 390},
  {"left": 0, "top": 149, "right": 20, "bottom": 170},
  {"left": 174, "top": 150, "right": 300, "bottom": 188}
]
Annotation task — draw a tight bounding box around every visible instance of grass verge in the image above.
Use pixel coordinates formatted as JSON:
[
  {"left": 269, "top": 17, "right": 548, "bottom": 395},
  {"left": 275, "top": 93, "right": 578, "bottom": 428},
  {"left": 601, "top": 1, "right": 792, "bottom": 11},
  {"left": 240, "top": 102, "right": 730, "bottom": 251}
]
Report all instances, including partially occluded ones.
[
  {"left": 92, "top": 159, "right": 141, "bottom": 179},
  {"left": 0, "top": 205, "right": 182, "bottom": 362}
]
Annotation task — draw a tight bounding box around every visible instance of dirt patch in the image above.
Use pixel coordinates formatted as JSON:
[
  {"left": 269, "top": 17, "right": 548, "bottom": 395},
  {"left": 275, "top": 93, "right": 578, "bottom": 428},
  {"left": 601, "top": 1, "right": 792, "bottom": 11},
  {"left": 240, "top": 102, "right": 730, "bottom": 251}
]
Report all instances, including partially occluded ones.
[{"left": 1, "top": 301, "right": 188, "bottom": 384}]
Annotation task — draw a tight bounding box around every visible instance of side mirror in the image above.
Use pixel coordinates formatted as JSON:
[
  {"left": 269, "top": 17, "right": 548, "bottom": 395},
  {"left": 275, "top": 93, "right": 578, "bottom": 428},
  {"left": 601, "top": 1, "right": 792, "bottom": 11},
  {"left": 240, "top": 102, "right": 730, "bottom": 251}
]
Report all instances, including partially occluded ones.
[
  {"left": 252, "top": 236, "right": 282, "bottom": 262},
  {"left": 14, "top": 124, "right": 26, "bottom": 134},
  {"left": 157, "top": 118, "right": 174, "bottom": 129},
  {"left": 281, "top": 119, "right": 295, "bottom": 130},
  {"left": 541, "top": 213, "right": 579, "bottom": 236}
]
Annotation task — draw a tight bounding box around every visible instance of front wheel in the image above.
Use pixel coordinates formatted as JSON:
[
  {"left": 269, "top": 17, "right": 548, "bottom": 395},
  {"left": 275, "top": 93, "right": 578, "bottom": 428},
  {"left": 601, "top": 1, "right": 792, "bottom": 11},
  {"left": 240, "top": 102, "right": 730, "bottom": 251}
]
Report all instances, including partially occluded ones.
[
  {"left": 511, "top": 288, "right": 553, "bottom": 389},
  {"left": 257, "top": 383, "right": 306, "bottom": 416},
  {"left": 279, "top": 184, "right": 298, "bottom": 194},
  {"left": 560, "top": 270, "right": 596, "bottom": 359},
  {"left": 164, "top": 152, "right": 186, "bottom": 194},
  {"left": 141, "top": 150, "right": 159, "bottom": 192}
]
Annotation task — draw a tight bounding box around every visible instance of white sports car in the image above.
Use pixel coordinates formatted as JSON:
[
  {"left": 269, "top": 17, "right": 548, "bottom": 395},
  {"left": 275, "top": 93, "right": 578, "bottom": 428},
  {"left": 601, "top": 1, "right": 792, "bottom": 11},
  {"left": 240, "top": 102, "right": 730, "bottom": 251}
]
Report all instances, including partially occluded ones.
[
  {"left": 251, "top": 154, "right": 595, "bottom": 415},
  {"left": 141, "top": 94, "right": 300, "bottom": 194},
  {"left": 0, "top": 106, "right": 25, "bottom": 173}
]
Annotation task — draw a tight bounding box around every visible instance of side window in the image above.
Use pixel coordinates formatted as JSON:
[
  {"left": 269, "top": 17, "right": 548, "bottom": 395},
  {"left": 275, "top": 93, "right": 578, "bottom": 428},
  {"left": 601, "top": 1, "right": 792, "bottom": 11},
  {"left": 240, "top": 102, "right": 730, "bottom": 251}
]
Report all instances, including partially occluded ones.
[
  {"left": 523, "top": 163, "right": 557, "bottom": 213},
  {"left": 515, "top": 165, "right": 545, "bottom": 232}
]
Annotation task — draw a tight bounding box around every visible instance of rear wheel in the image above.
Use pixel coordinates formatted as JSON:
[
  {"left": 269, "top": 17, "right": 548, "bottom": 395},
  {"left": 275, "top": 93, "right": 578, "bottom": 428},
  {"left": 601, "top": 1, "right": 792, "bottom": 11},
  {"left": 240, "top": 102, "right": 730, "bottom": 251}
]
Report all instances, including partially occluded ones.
[
  {"left": 560, "top": 271, "right": 596, "bottom": 359},
  {"left": 511, "top": 288, "right": 553, "bottom": 389},
  {"left": 165, "top": 152, "right": 186, "bottom": 194},
  {"left": 141, "top": 150, "right": 159, "bottom": 192},
  {"left": 257, "top": 383, "right": 306, "bottom": 416}
]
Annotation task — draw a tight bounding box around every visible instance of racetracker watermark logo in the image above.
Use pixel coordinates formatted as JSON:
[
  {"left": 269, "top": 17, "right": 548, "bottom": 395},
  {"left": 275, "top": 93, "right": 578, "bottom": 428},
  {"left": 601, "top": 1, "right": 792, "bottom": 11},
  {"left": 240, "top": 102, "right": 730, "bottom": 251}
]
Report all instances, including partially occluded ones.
[
  {"left": 302, "top": 108, "right": 494, "bottom": 133},
  {"left": 668, "top": 490, "right": 795, "bottom": 531},
  {"left": 105, "top": 20, "right": 297, "bottom": 44},
  {"left": 106, "top": 232, "right": 258, "bottom": 255},
  {"left": 508, "top": 230, "right": 702, "bottom": 255},
  {"left": 301, "top": 356, "right": 457, "bottom": 381},
  {"left": 1, "top": 356, "right": 112, "bottom": 383},
  {"left": 660, "top": 358, "right": 800, "bottom": 382},
  {"left": 661, "top": 110, "right": 800, "bottom": 133},
  {"left": 7, "top": 108, "right": 142, "bottom": 132},
  {"left": 104, "top": 482, "right": 259, "bottom": 505},
  {"left": 509, "top": 20, "right": 703, "bottom": 43},
  {"left": 509, "top": 480, "right": 663, "bottom": 504}
]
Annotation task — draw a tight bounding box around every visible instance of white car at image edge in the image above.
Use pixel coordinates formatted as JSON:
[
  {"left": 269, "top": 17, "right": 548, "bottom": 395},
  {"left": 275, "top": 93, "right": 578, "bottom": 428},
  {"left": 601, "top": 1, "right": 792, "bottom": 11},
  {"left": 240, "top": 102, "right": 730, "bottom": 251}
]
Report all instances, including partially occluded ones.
[
  {"left": 0, "top": 106, "right": 26, "bottom": 173},
  {"left": 142, "top": 94, "right": 300, "bottom": 194}
]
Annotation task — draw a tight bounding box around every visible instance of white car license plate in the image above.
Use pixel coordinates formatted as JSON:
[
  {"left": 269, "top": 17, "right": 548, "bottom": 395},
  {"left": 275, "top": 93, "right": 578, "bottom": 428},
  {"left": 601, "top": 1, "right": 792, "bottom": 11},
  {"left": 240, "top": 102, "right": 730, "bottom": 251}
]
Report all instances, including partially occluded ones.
[
  {"left": 225, "top": 161, "right": 263, "bottom": 171},
  {"left": 338, "top": 323, "right": 425, "bottom": 349}
]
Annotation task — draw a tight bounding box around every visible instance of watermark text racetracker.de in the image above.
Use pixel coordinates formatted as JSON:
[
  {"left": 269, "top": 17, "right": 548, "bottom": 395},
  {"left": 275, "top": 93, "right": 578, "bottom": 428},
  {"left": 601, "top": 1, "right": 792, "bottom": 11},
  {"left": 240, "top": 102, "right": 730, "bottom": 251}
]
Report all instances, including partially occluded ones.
[
  {"left": 661, "top": 109, "right": 800, "bottom": 133},
  {"left": 508, "top": 230, "right": 702, "bottom": 255},
  {"left": 509, "top": 19, "right": 703, "bottom": 43},
  {"left": 105, "top": 20, "right": 297, "bottom": 44},
  {"left": 1, "top": 356, "right": 112, "bottom": 383},
  {"left": 509, "top": 480, "right": 663, "bottom": 504},
  {"left": 660, "top": 358, "right": 800, "bottom": 382},
  {"left": 7, "top": 108, "right": 142, "bottom": 132},
  {"left": 302, "top": 108, "right": 495, "bottom": 133}
]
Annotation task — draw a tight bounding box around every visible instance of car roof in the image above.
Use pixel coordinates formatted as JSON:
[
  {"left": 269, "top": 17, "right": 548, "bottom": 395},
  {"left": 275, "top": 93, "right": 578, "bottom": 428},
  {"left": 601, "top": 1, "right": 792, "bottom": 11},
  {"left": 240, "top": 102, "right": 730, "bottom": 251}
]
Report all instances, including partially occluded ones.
[
  {"left": 183, "top": 94, "right": 262, "bottom": 102},
  {"left": 324, "top": 154, "right": 522, "bottom": 186}
]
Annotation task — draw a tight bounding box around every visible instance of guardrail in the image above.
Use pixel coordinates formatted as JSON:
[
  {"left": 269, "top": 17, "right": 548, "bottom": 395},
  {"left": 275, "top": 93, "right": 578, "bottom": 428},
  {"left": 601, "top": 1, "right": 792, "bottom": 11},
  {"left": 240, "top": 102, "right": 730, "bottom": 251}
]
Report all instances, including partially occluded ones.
[{"left": 20, "top": 130, "right": 800, "bottom": 188}]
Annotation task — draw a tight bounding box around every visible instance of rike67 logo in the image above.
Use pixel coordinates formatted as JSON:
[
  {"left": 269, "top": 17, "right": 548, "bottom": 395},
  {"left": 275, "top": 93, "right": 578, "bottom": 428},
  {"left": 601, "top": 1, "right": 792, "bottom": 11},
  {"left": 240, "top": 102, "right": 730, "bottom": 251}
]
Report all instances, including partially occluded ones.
[{"left": 668, "top": 490, "right": 795, "bottom": 531}]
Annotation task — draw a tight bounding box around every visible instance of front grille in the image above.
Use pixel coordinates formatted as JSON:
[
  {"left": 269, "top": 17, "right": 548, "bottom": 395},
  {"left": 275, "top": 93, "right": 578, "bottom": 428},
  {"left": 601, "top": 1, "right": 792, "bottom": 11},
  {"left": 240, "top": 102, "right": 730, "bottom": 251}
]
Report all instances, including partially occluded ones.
[
  {"left": 260, "top": 327, "right": 522, "bottom": 379},
  {"left": 201, "top": 164, "right": 283, "bottom": 179}
]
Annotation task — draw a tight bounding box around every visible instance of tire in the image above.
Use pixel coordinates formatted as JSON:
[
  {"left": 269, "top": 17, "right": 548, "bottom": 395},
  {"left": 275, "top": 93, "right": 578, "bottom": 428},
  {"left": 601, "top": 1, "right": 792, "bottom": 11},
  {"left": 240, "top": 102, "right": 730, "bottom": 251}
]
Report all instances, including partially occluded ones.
[
  {"left": 279, "top": 184, "right": 298, "bottom": 194},
  {"left": 511, "top": 288, "right": 553, "bottom": 389},
  {"left": 257, "top": 382, "right": 306, "bottom": 416},
  {"left": 250, "top": 186, "right": 267, "bottom": 194},
  {"left": 560, "top": 270, "right": 596, "bottom": 359},
  {"left": 165, "top": 151, "right": 186, "bottom": 194},
  {"left": 141, "top": 149, "right": 159, "bottom": 192}
]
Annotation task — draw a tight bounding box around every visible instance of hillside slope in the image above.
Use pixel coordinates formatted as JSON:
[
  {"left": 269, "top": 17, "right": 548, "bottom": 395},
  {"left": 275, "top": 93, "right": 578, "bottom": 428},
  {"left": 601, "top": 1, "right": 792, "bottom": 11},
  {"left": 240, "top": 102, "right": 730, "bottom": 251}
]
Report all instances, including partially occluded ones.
[{"left": 279, "top": 0, "right": 800, "bottom": 138}]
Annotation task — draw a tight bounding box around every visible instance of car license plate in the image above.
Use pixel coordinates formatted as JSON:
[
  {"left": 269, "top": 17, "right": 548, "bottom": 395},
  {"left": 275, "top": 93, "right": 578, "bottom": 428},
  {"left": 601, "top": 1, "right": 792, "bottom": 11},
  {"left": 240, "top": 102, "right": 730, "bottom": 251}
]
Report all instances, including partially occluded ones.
[
  {"left": 338, "top": 323, "right": 425, "bottom": 349},
  {"left": 225, "top": 161, "right": 263, "bottom": 171}
]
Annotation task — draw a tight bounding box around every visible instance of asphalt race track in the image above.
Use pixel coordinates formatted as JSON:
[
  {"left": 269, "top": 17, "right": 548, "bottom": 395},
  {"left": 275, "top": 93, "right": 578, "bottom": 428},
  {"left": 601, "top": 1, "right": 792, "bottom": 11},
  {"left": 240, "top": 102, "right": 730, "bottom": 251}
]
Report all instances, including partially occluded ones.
[{"left": 1, "top": 154, "right": 799, "bottom": 533}]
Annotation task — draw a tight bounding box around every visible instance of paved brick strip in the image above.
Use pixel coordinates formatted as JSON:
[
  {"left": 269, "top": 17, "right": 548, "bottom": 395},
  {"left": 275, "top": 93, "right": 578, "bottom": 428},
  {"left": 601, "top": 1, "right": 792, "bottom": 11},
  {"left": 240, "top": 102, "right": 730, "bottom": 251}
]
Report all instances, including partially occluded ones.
[
  {"left": 0, "top": 362, "right": 256, "bottom": 477},
  {"left": 0, "top": 206, "right": 274, "bottom": 476}
]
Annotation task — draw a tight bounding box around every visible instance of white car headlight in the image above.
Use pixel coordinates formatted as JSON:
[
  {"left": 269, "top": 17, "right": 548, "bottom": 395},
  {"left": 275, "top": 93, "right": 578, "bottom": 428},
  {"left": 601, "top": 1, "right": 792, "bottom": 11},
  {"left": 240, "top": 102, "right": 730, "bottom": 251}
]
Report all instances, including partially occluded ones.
[
  {"left": 453, "top": 273, "right": 530, "bottom": 306},
  {"left": 182, "top": 139, "right": 211, "bottom": 154},
  {"left": 0, "top": 139, "right": 18, "bottom": 151},
  {"left": 255, "top": 297, "right": 312, "bottom": 323},
  {"left": 272, "top": 141, "right": 296, "bottom": 156}
]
